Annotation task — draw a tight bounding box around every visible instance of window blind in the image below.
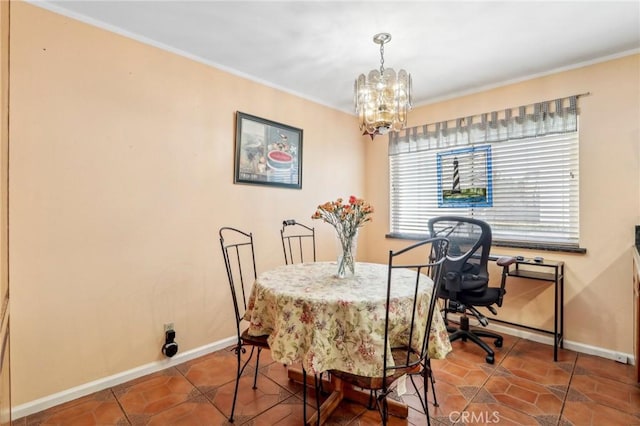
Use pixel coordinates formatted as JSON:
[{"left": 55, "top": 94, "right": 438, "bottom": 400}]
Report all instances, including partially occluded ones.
[{"left": 389, "top": 96, "right": 580, "bottom": 247}]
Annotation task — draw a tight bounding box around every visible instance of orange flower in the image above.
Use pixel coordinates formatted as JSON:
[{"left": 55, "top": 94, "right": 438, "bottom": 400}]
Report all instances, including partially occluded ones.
[{"left": 311, "top": 195, "right": 374, "bottom": 241}]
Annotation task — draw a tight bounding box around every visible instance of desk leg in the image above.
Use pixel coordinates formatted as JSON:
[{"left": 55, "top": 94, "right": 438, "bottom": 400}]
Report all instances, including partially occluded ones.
[
  {"left": 560, "top": 265, "right": 565, "bottom": 350},
  {"left": 554, "top": 269, "right": 558, "bottom": 362},
  {"left": 288, "top": 368, "right": 409, "bottom": 425}
]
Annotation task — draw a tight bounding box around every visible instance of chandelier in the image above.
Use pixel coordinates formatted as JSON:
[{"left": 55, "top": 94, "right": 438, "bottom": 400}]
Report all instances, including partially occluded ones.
[{"left": 354, "top": 33, "right": 412, "bottom": 139}]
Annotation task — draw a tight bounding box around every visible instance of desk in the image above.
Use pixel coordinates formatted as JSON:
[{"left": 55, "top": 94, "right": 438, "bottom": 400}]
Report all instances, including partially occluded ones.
[
  {"left": 244, "top": 261, "right": 452, "bottom": 423},
  {"left": 492, "top": 256, "right": 564, "bottom": 361}
]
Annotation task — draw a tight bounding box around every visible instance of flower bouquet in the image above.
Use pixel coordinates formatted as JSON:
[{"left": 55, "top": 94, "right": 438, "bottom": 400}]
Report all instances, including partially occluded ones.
[{"left": 312, "top": 195, "right": 374, "bottom": 278}]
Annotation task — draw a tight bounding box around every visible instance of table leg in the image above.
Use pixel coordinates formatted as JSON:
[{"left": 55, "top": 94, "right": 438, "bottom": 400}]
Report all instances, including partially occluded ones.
[{"left": 288, "top": 368, "right": 409, "bottom": 425}]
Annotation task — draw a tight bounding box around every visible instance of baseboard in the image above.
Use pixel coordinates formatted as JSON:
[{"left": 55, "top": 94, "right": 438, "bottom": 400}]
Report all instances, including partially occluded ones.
[
  {"left": 449, "top": 313, "right": 636, "bottom": 365},
  {"left": 12, "top": 336, "right": 236, "bottom": 420}
]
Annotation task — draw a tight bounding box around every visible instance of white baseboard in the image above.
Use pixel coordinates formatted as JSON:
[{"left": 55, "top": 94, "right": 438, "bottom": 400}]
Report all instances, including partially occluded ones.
[
  {"left": 13, "top": 322, "right": 637, "bottom": 420},
  {"left": 453, "top": 314, "right": 637, "bottom": 366},
  {"left": 12, "top": 336, "right": 236, "bottom": 421}
]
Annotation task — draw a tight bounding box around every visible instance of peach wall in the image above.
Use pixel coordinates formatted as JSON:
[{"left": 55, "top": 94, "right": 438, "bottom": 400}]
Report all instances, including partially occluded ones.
[
  {"left": 0, "top": 0, "right": 10, "bottom": 422},
  {"left": 0, "top": 0, "right": 9, "bottom": 307},
  {"left": 366, "top": 54, "right": 640, "bottom": 355},
  {"left": 9, "top": 3, "right": 368, "bottom": 405}
]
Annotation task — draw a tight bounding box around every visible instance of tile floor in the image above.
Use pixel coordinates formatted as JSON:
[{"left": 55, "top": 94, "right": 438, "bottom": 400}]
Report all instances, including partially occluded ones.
[{"left": 14, "top": 334, "right": 640, "bottom": 425}]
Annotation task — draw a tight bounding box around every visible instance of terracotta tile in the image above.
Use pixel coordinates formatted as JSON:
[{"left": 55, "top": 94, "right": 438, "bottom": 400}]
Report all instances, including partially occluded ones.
[
  {"left": 176, "top": 348, "right": 245, "bottom": 393},
  {"left": 259, "top": 362, "right": 306, "bottom": 394},
  {"left": 12, "top": 417, "right": 27, "bottom": 426},
  {"left": 207, "top": 373, "right": 292, "bottom": 421},
  {"left": 430, "top": 356, "right": 492, "bottom": 387},
  {"left": 422, "top": 382, "right": 474, "bottom": 423},
  {"left": 388, "top": 378, "right": 430, "bottom": 409},
  {"left": 504, "top": 384, "right": 538, "bottom": 405},
  {"left": 561, "top": 400, "right": 640, "bottom": 425},
  {"left": 568, "top": 373, "right": 640, "bottom": 416},
  {"left": 25, "top": 390, "right": 129, "bottom": 426},
  {"left": 479, "top": 375, "right": 563, "bottom": 417},
  {"left": 461, "top": 402, "right": 541, "bottom": 425},
  {"left": 507, "top": 339, "right": 577, "bottom": 364},
  {"left": 249, "top": 394, "right": 315, "bottom": 426},
  {"left": 500, "top": 357, "right": 573, "bottom": 387},
  {"left": 350, "top": 406, "right": 417, "bottom": 425},
  {"left": 144, "top": 395, "right": 228, "bottom": 425},
  {"left": 113, "top": 368, "right": 200, "bottom": 421},
  {"left": 385, "top": 385, "right": 446, "bottom": 425},
  {"left": 574, "top": 352, "right": 638, "bottom": 386},
  {"left": 445, "top": 330, "right": 518, "bottom": 365}
]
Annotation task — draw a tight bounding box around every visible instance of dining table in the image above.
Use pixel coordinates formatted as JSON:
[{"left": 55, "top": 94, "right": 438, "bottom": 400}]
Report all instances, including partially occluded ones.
[{"left": 243, "top": 261, "right": 452, "bottom": 425}]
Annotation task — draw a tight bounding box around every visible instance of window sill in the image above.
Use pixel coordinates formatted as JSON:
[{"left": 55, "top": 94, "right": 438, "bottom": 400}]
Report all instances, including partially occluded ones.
[{"left": 385, "top": 233, "right": 587, "bottom": 254}]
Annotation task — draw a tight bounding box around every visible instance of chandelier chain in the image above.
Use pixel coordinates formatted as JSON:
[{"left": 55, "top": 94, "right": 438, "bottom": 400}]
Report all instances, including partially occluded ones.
[{"left": 379, "top": 43, "right": 385, "bottom": 74}]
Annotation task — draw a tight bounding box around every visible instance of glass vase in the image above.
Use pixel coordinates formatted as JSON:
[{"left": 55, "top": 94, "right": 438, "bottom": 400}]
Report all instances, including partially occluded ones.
[{"left": 335, "top": 231, "right": 358, "bottom": 278}]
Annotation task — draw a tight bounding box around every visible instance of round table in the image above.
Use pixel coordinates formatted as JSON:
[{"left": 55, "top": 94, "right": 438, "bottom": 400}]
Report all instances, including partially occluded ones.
[{"left": 244, "top": 261, "right": 452, "bottom": 376}]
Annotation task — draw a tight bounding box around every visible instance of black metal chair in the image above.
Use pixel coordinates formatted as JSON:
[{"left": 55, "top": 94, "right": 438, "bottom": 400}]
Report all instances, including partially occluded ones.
[
  {"left": 219, "top": 227, "right": 270, "bottom": 423},
  {"left": 280, "top": 219, "right": 316, "bottom": 264},
  {"left": 427, "top": 216, "right": 514, "bottom": 364},
  {"left": 313, "top": 237, "right": 449, "bottom": 426},
  {"left": 279, "top": 219, "right": 324, "bottom": 422}
]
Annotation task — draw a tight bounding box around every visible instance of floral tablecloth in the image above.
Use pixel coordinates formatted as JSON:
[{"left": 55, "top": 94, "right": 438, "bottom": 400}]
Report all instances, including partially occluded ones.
[{"left": 244, "top": 262, "right": 452, "bottom": 376}]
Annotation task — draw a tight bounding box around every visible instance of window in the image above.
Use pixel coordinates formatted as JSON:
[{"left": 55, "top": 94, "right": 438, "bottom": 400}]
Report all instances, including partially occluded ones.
[{"left": 389, "top": 96, "right": 580, "bottom": 249}]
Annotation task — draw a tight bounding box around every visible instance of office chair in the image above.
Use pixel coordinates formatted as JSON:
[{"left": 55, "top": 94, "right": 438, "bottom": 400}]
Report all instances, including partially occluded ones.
[
  {"left": 219, "top": 227, "right": 270, "bottom": 422},
  {"left": 280, "top": 219, "right": 316, "bottom": 264},
  {"left": 319, "top": 237, "right": 449, "bottom": 426},
  {"left": 428, "top": 216, "right": 514, "bottom": 364}
]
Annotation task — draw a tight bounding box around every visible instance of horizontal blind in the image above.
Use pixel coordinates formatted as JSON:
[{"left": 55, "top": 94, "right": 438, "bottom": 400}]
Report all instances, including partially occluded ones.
[{"left": 390, "top": 132, "right": 579, "bottom": 245}]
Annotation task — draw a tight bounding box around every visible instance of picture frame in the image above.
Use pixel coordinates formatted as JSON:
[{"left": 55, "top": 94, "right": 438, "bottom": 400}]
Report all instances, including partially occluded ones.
[
  {"left": 234, "top": 112, "right": 303, "bottom": 189},
  {"left": 436, "top": 145, "right": 493, "bottom": 208}
]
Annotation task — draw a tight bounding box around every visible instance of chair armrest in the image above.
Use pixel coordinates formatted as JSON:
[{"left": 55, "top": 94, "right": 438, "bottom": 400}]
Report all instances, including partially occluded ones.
[
  {"left": 495, "top": 256, "right": 516, "bottom": 307},
  {"left": 444, "top": 272, "right": 462, "bottom": 303},
  {"left": 496, "top": 256, "right": 516, "bottom": 267}
]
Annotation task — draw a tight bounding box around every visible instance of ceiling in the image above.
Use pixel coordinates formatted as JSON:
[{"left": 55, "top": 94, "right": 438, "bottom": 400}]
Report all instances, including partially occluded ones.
[{"left": 33, "top": 1, "right": 640, "bottom": 114}]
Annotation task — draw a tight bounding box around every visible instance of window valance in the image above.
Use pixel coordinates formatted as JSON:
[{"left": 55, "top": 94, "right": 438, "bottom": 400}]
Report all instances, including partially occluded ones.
[{"left": 389, "top": 95, "right": 582, "bottom": 155}]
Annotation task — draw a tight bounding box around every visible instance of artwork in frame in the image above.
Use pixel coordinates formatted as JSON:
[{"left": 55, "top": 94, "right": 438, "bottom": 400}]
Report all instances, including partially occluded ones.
[
  {"left": 234, "top": 112, "right": 303, "bottom": 189},
  {"left": 436, "top": 145, "right": 493, "bottom": 208}
]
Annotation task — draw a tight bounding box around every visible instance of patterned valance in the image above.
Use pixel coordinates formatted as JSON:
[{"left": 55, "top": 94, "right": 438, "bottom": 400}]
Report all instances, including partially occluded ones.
[{"left": 389, "top": 95, "right": 582, "bottom": 155}]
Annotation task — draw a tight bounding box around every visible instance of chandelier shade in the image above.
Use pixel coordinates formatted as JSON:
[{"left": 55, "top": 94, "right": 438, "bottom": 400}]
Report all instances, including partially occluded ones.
[{"left": 354, "top": 33, "right": 412, "bottom": 139}]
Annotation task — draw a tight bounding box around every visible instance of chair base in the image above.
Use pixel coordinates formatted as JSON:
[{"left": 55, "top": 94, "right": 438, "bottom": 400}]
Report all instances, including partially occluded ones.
[{"left": 448, "top": 316, "right": 503, "bottom": 364}]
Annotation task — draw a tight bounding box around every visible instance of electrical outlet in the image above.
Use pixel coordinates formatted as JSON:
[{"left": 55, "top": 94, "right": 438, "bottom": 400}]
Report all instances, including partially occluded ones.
[{"left": 164, "top": 322, "right": 174, "bottom": 332}]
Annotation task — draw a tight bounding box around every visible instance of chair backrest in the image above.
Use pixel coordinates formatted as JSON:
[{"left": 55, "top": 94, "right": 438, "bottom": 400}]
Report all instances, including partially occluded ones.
[
  {"left": 219, "top": 227, "right": 257, "bottom": 336},
  {"left": 280, "top": 219, "right": 316, "bottom": 264},
  {"left": 383, "top": 237, "right": 449, "bottom": 383},
  {"left": 427, "top": 216, "right": 492, "bottom": 296}
]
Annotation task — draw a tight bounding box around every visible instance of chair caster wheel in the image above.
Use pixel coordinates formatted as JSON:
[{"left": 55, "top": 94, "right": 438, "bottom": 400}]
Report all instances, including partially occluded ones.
[
  {"left": 495, "top": 339, "right": 503, "bottom": 348},
  {"left": 486, "top": 355, "right": 494, "bottom": 364}
]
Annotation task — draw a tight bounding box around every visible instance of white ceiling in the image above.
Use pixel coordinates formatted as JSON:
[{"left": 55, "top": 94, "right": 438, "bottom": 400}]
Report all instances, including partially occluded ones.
[{"left": 33, "top": 1, "right": 640, "bottom": 113}]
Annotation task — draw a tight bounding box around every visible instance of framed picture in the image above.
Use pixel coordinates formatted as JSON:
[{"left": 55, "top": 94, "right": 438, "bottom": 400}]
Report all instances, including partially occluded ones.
[
  {"left": 234, "top": 112, "right": 303, "bottom": 189},
  {"left": 436, "top": 145, "right": 493, "bottom": 208}
]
